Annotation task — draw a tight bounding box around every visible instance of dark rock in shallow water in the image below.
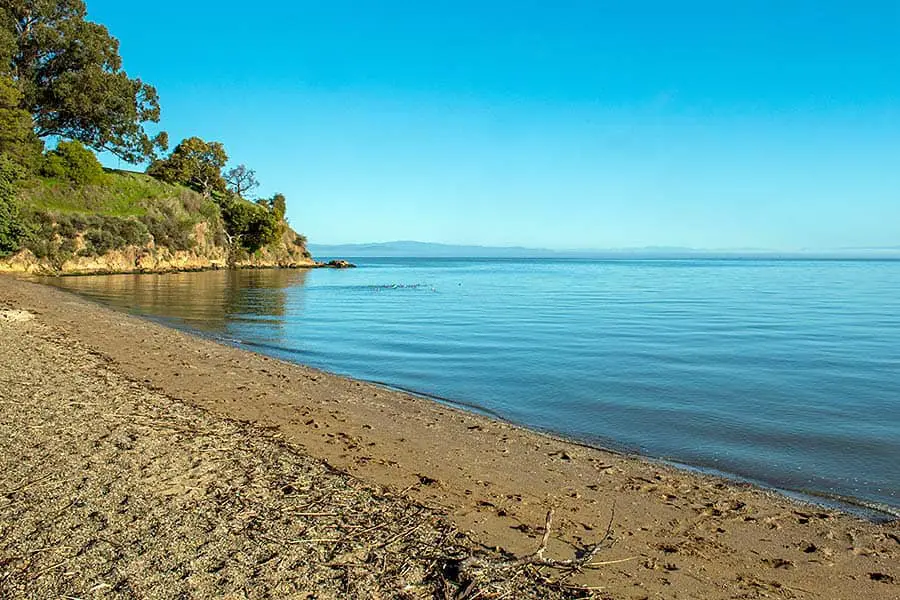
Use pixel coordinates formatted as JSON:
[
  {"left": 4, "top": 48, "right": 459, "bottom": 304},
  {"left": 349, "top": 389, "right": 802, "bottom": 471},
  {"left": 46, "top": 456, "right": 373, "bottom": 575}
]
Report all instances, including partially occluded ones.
[{"left": 324, "top": 259, "right": 356, "bottom": 269}]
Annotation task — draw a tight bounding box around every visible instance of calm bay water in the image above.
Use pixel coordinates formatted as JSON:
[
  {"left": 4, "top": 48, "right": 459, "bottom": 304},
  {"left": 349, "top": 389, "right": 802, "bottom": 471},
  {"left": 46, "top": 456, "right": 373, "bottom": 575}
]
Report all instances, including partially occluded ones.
[{"left": 46, "top": 258, "right": 900, "bottom": 518}]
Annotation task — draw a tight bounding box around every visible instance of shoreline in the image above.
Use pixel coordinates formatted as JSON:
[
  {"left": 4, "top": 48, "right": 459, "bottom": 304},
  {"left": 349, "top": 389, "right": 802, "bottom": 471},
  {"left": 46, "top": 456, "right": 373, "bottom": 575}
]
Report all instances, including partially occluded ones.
[
  {"left": 1, "top": 274, "right": 898, "bottom": 598},
  {"left": 294, "top": 372, "right": 900, "bottom": 524},
  {"left": 182, "top": 313, "right": 899, "bottom": 525},
  {"left": 1, "top": 259, "right": 355, "bottom": 278}
]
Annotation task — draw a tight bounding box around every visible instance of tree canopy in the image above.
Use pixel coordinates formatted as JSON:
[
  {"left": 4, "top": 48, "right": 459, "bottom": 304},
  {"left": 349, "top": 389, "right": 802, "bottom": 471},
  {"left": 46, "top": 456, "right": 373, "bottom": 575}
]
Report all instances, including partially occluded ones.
[
  {"left": 256, "top": 192, "right": 286, "bottom": 222},
  {"left": 0, "top": 0, "right": 166, "bottom": 163},
  {"left": 0, "top": 74, "right": 41, "bottom": 170},
  {"left": 147, "top": 137, "right": 228, "bottom": 197},
  {"left": 220, "top": 196, "right": 279, "bottom": 255}
]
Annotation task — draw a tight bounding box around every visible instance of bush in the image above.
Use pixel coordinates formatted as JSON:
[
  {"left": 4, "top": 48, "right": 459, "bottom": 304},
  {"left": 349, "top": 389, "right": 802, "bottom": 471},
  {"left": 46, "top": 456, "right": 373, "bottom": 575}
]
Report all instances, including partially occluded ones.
[
  {"left": 140, "top": 202, "right": 195, "bottom": 251},
  {"left": 22, "top": 213, "right": 76, "bottom": 269},
  {"left": 81, "top": 228, "right": 119, "bottom": 256},
  {"left": 41, "top": 140, "right": 104, "bottom": 185},
  {"left": 22, "top": 209, "right": 151, "bottom": 260},
  {"left": 41, "top": 153, "right": 67, "bottom": 180}
]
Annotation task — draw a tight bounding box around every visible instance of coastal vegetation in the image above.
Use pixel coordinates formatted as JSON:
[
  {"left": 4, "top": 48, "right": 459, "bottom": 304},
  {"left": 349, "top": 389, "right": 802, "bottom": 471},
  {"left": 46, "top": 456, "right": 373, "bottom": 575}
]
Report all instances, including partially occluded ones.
[{"left": 0, "top": 0, "right": 310, "bottom": 272}]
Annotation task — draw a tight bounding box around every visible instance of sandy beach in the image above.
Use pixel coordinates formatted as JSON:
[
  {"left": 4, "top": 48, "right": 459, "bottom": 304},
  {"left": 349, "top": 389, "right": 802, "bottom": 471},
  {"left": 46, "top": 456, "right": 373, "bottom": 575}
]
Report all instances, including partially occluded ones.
[{"left": 1, "top": 275, "right": 898, "bottom": 599}]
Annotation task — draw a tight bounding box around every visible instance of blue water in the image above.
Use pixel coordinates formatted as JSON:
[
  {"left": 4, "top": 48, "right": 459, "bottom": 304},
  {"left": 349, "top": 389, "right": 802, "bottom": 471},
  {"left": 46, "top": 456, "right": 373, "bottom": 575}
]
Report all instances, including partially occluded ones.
[{"left": 46, "top": 258, "right": 900, "bottom": 518}]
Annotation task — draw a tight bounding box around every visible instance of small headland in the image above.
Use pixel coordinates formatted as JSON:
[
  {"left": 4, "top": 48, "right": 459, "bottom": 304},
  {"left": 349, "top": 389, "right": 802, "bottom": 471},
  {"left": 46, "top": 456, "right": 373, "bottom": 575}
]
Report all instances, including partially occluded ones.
[{"left": 0, "top": 166, "right": 349, "bottom": 276}]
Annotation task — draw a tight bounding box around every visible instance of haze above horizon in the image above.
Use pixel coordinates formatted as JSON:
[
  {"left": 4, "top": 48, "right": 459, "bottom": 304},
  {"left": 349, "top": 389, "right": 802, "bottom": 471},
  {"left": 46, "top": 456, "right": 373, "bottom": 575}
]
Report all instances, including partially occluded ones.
[{"left": 89, "top": 1, "right": 899, "bottom": 251}]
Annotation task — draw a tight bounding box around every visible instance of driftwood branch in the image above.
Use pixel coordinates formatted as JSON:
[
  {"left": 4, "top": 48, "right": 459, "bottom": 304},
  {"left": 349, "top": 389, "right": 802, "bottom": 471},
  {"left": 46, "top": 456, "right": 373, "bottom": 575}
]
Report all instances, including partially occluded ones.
[
  {"left": 452, "top": 503, "right": 627, "bottom": 599},
  {"left": 460, "top": 502, "right": 619, "bottom": 572}
]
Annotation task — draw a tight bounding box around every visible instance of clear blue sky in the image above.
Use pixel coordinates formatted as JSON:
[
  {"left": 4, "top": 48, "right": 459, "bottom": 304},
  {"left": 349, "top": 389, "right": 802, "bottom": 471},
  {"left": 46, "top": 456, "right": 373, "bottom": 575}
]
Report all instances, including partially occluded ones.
[{"left": 87, "top": 1, "right": 899, "bottom": 250}]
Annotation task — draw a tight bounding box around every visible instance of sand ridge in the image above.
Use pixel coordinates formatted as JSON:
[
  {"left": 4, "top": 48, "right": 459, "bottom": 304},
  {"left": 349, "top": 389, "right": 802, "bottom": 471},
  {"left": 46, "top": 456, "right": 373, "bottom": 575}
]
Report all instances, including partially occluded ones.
[{"left": 1, "top": 275, "right": 898, "bottom": 599}]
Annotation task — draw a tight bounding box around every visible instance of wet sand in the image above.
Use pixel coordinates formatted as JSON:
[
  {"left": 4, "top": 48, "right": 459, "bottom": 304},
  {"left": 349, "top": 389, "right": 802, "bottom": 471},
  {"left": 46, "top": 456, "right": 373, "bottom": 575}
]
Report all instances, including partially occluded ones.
[{"left": 1, "top": 275, "right": 898, "bottom": 599}]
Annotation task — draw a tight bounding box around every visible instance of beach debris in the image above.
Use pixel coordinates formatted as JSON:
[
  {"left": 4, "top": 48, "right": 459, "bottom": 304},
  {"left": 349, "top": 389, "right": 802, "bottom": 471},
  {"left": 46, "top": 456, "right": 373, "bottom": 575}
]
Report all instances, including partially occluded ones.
[{"left": 450, "top": 504, "right": 632, "bottom": 598}]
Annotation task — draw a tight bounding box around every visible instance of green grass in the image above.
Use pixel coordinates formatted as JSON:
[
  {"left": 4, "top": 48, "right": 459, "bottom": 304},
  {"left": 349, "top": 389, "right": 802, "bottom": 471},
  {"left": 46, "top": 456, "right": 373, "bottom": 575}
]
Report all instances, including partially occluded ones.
[
  {"left": 9, "top": 169, "right": 304, "bottom": 267},
  {"left": 17, "top": 169, "right": 193, "bottom": 218},
  {"left": 13, "top": 169, "right": 229, "bottom": 265}
]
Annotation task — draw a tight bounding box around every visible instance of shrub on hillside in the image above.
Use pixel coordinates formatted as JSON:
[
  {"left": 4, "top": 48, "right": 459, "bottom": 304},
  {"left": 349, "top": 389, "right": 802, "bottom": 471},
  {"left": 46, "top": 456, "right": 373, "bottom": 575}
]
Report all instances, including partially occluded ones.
[
  {"left": 41, "top": 141, "right": 105, "bottom": 185},
  {"left": 22, "top": 210, "right": 152, "bottom": 260},
  {"left": 78, "top": 216, "right": 150, "bottom": 257},
  {"left": 140, "top": 201, "right": 195, "bottom": 251}
]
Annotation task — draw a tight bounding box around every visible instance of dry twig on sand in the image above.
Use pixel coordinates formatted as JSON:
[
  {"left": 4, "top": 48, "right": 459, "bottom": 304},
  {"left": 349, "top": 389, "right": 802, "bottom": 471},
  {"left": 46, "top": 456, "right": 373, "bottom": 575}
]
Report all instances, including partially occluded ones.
[{"left": 451, "top": 505, "right": 628, "bottom": 599}]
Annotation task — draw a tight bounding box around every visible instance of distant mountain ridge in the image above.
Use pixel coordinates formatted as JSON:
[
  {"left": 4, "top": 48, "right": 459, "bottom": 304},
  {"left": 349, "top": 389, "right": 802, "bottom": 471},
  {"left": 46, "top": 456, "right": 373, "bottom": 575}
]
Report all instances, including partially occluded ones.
[
  {"left": 310, "top": 241, "right": 900, "bottom": 260},
  {"left": 310, "top": 241, "right": 558, "bottom": 258}
]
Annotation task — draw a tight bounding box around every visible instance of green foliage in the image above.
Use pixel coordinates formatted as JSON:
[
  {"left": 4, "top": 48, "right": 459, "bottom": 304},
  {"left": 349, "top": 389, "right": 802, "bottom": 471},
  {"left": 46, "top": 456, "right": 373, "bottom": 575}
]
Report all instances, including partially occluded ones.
[
  {"left": 139, "top": 199, "right": 194, "bottom": 251},
  {"left": 22, "top": 210, "right": 150, "bottom": 261},
  {"left": 13, "top": 170, "right": 223, "bottom": 258},
  {"left": 271, "top": 193, "right": 286, "bottom": 222},
  {"left": 0, "top": 3, "right": 314, "bottom": 268},
  {"left": 2, "top": 0, "right": 166, "bottom": 162},
  {"left": 220, "top": 195, "right": 278, "bottom": 254},
  {"left": 256, "top": 192, "right": 287, "bottom": 222},
  {"left": 40, "top": 153, "right": 67, "bottom": 179},
  {"left": 41, "top": 140, "right": 104, "bottom": 184},
  {"left": 18, "top": 170, "right": 172, "bottom": 216},
  {"left": 147, "top": 137, "right": 228, "bottom": 197},
  {"left": 255, "top": 191, "right": 289, "bottom": 237},
  {"left": 0, "top": 76, "right": 42, "bottom": 172},
  {"left": 0, "top": 154, "right": 27, "bottom": 255},
  {"left": 20, "top": 210, "right": 73, "bottom": 267}
]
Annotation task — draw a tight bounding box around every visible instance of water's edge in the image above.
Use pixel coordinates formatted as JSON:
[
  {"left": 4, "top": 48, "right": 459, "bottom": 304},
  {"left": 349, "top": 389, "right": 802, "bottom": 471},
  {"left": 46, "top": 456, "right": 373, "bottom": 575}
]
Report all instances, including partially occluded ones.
[{"left": 139, "top": 310, "right": 898, "bottom": 523}]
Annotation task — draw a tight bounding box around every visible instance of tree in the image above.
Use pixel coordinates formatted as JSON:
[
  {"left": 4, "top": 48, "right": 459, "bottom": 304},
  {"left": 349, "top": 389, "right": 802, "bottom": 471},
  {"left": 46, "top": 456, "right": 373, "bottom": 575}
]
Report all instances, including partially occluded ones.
[
  {"left": 224, "top": 164, "right": 258, "bottom": 198},
  {"left": 147, "top": 137, "right": 227, "bottom": 197},
  {"left": 271, "top": 193, "right": 286, "bottom": 222},
  {"left": 0, "top": 75, "right": 41, "bottom": 171},
  {"left": 1, "top": 0, "right": 166, "bottom": 163},
  {"left": 219, "top": 196, "right": 278, "bottom": 261},
  {"left": 0, "top": 154, "right": 27, "bottom": 256},
  {"left": 255, "top": 192, "right": 286, "bottom": 221}
]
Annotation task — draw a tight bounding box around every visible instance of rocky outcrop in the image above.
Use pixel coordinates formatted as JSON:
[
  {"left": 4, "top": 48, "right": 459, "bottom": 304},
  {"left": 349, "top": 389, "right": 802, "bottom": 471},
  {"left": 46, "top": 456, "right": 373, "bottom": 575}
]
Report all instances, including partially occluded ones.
[{"left": 323, "top": 259, "right": 356, "bottom": 269}]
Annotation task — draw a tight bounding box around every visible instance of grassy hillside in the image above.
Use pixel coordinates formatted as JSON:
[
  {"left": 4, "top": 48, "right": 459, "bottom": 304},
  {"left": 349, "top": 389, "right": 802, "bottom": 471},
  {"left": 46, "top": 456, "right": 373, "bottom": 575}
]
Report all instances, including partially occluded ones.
[
  {"left": 19, "top": 169, "right": 202, "bottom": 217},
  {"left": 4, "top": 169, "right": 312, "bottom": 274}
]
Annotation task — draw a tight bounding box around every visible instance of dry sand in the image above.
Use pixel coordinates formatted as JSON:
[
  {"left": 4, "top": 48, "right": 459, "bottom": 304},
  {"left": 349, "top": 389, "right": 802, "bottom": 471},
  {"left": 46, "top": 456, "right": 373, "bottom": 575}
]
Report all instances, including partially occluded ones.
[{"left": 0, "top": 275, "right": 898, "bottom": 599}]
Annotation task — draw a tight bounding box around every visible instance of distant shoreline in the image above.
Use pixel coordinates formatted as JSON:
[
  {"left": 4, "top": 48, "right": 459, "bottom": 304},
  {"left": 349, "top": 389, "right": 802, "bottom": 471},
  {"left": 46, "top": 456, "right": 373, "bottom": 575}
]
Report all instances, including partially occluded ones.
[{"left": 310, "top": 241, "right": 900, "bottom": 261}]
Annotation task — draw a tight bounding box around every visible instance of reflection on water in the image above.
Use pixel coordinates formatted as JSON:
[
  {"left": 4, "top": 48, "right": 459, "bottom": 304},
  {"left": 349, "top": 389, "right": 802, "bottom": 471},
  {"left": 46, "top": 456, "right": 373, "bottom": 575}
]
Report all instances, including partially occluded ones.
[
  {"left": 44, "top": 259, "right": 900, "bottom": 518},
  {"left": 49, "top": 269, "right": 310, "bottom": 342}
]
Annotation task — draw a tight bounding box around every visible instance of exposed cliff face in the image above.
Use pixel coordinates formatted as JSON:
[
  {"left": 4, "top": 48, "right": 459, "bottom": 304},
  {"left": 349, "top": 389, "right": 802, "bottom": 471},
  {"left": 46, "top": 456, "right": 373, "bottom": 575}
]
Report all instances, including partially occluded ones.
[{"left": 0, "top": 220, "right": 316, "bottom": 276}]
